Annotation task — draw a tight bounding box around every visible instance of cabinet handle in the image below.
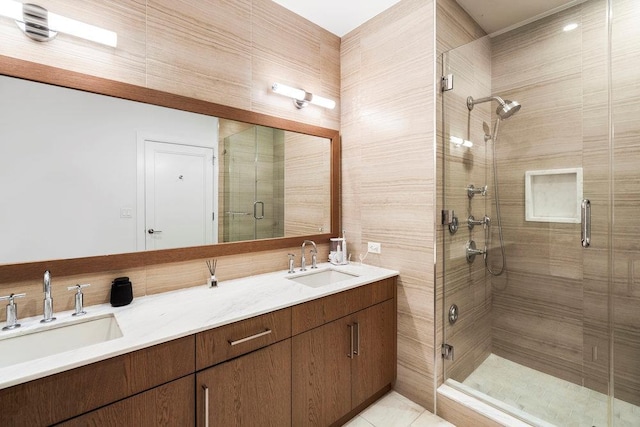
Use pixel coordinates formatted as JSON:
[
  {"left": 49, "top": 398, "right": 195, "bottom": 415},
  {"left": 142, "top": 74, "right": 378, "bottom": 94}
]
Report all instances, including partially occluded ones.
[
  {"left": 228, "top": 328, "right": 272, "bottom": 346},
  {"left": 354, "top": 322, "right": 360, "bottom": 356},
  {"left": 202, "top": 385, "right": 210, "bottom": 427},
  {"left": 348, "top": 324, "right": 354, "bottom": 358}
]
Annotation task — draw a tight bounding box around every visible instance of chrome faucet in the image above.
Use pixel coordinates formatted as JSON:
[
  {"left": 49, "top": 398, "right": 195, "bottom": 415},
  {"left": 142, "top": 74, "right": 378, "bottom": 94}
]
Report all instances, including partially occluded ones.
[
  {"left": 67, "top": 284, "right": 90, "bottom": 316},
  {"left": 287, "top": 253, "right": 295, "bottom": 274},
  {"left": 1, "top": 293, "right": 26, "bottom": 330},
  {"left": 300, "top": 240, "right": 318, "bottom": 272},
  {"left": 41, "top": 270, "right": 56, "bottom": 323}
]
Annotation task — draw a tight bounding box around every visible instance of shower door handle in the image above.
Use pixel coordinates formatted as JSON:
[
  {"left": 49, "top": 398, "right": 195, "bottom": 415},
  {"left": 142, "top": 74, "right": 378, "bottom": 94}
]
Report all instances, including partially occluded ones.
[
  {"left": 253, "top": 201, "right": 264, "bottom": 219},
  {"left": 581, "top": 199, "right": 591, "bottom": 248}
]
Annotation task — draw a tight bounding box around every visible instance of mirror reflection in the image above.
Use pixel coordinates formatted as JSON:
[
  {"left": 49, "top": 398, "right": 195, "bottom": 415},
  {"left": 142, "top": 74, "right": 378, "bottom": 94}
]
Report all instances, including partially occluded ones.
[{"left": 0, "top": 75, "right": 331, "bottom": 264}]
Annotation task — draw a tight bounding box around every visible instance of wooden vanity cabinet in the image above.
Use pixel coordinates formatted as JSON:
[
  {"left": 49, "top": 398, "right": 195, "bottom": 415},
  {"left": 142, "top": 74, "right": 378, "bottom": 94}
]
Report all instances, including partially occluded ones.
[
  {"left": 195, "top": 308, "right": 292, "bottom": 427},
  {"left": 0, "top": 277, "right": 396, "bottom": 427},
  {"left": 292, "top": 278, "right": 397, "bottom": 426}
]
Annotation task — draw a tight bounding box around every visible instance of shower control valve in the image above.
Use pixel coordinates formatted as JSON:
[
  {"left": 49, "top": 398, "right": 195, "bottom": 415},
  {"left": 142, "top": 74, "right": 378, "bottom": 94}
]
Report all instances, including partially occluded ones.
[
  {"left": 465, "top": 240, "right": 486, "bottom": 264},
  {"left": 467, "top": 184, "right": 488, "bottom": 198},
  {"left": 468, "top": 215, "right": 490, "bottom": 230}
]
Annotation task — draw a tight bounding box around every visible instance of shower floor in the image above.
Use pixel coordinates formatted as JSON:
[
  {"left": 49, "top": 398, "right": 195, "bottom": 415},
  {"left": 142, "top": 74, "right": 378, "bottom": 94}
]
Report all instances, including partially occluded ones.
[{"left": 459, "top": 354, "right": 640, "bottom": 427}]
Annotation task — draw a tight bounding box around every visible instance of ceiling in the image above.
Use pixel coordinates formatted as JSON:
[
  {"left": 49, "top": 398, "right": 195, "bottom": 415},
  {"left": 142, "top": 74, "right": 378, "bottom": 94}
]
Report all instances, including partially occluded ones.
[{"left": 272, "top": 0, "right": 579, "bottom": 37}]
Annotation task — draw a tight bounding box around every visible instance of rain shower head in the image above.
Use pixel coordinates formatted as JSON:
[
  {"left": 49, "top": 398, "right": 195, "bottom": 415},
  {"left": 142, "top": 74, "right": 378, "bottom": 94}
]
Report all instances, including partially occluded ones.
[{"left": 467, "top": 95, "right": 521, "bottom": 120}]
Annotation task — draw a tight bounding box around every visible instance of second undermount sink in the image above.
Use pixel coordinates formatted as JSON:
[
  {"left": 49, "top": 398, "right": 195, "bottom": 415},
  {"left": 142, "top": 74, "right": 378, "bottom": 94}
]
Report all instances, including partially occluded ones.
[
  {"left": 0, "top": 314, "right": 123, "bottom": 368},
  {"left": 288, "top": 268, "right": 360, "bottom": 288}
]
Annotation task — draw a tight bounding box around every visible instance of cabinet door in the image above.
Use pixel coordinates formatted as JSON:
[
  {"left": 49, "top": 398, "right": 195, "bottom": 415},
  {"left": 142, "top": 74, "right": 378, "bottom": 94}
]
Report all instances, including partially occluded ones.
[
  {"left": 292, "top": 316, "right": 352, "bottom": 426},
  {"left": 57, "top": 375, "right": 195, "bottom": 426},
  {"left": 197, "top": 339, "right": 291, "bottom": 427},
  {"left": 352, "top": 299, "right": 396, "bottom": 408}
]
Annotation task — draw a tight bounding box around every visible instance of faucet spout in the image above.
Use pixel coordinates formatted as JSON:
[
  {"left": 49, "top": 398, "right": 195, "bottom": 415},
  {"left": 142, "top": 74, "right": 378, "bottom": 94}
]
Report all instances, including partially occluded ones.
[
  {"left": 300, "top": 240, "right": 317, "bottom": 272},
  {"left": 43, "top": 270, "right": 51, "bottom": 298}
]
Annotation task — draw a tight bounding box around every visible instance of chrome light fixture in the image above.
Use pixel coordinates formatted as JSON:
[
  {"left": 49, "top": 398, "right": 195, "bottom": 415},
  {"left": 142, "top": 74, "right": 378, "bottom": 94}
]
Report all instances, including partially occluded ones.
[
  {"left": 271, "top": 82, "right": 335, "bottom": 110},
  {"left": 0, "top": 0, "right": 117, "bottom": 47}
]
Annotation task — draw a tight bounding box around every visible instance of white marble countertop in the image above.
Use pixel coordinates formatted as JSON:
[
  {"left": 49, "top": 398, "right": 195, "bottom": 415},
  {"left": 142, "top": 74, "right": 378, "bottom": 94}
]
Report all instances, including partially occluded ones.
[{"left": 0, "top": 262, "right": 398, "bottom": 390}]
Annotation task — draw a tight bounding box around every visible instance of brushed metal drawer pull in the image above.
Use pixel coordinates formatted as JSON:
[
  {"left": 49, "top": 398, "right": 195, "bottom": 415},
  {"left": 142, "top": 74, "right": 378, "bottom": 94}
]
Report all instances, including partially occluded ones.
[
  {"left": 353, "top": 322, "right": 360, "bottom": 356},
  {"left": 203, "top": 385, "right": 210, "bottom": 427},
  {"left": 348, "top": 324, "right": 354, "bottom": 358},
  {"left": 228, "top": 328, "right": 272, "bottom": 346}
]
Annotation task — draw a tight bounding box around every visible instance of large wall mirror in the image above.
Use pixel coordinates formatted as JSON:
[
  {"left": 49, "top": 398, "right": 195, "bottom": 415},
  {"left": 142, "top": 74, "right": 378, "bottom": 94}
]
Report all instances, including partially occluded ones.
[{"left": 0, "top": 56, "right": 340, "bottom": 282}]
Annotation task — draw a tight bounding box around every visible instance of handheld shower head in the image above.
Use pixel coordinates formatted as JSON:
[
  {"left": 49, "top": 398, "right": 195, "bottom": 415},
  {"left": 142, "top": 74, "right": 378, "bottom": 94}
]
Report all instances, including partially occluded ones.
[{"left": 467, "top": 95, "right": 521, "bottom": 120}]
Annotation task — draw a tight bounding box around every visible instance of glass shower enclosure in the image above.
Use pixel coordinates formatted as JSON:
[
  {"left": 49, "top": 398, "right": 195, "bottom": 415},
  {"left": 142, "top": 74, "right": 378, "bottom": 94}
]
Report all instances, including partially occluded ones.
[{"left": 440, "top": 1, "right": 639, "bottom": 425}]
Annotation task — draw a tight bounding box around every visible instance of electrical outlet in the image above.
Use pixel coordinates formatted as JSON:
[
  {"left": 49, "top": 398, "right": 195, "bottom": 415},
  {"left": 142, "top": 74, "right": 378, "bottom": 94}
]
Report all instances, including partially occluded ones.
[{"left": 367, "top": 242, "right": 381, "bottom": 254}]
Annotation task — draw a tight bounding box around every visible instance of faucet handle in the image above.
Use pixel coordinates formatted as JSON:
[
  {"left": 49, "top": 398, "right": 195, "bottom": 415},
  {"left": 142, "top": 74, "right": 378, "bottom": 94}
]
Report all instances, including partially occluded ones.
[
  {"left": 0, "top": 293, "right": 26, "bottom": 302},
  {"left": 1, "top": 293, "right": 26, "bottom": 331},
  {"left": 66, "top": 284, "right": 91, "bottom": 292},
  {"left": 67, "top": 284, "right": 90, "bottom": 316},
  {"left": 311, "top": 249, "right": 318, "bottom": 269},
  {"left": 287, "top": 253, "right": 295, "bottom": 274}
]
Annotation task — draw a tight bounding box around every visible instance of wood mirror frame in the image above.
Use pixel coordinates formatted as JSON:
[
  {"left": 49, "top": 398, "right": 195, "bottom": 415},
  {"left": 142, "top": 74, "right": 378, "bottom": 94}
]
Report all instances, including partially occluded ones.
[{"left": 0, "top": 55, "right": 340, "bottom": 283}]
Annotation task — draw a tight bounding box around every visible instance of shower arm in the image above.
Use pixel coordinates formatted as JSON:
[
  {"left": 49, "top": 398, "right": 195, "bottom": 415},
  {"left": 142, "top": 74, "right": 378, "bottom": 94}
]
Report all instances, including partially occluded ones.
[{"left": 467, "top": 95, "right": 506, "bottom": 111}]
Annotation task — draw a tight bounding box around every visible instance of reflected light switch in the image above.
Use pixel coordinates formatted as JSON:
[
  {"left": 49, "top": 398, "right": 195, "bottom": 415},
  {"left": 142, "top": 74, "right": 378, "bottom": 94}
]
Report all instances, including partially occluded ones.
[{"left": 120, "top": 208, "right": 133, "bottom": 218}]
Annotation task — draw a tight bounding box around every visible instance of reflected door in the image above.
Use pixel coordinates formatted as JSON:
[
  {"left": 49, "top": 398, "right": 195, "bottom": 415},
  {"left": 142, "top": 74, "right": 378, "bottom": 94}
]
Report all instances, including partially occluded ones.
[{"left": 144, "top": 141, "right": 215, "bottom": 250}]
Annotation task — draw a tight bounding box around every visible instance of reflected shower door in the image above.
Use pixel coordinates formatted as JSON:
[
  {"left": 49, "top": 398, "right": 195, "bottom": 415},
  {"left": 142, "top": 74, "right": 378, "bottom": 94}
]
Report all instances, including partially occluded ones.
[{"left": 223, "top": 126, "right": 283, "bottom": 242}]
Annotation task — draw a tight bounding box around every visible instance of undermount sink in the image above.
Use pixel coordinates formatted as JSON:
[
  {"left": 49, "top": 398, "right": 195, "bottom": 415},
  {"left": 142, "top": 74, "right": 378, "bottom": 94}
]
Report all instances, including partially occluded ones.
[
  {"left": 0, "top": 314, "right": 123, "bottom": 368},
  {"left": 288, "top": 268, "right": 359, "bottom": 288}
]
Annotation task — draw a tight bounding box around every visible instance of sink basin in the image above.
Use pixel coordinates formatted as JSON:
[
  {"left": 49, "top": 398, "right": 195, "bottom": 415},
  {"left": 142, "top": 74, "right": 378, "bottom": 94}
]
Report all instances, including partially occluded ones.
[
  {"left": 288, "top": 269, "right": 359, "bottom": 288},
  {"left": 0, "top": 314, "right": 123, "bottom": 368}
]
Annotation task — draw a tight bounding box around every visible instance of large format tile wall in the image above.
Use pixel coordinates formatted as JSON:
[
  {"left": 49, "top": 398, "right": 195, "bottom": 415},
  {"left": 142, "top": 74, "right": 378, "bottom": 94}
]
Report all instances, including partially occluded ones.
[
  {"left": 0, "top": 0, "right": 338, "bottom": 318},
  {"left": 341, "top": 0, "right": 437, "bottom": 409},
  {"left": 489, "top": 0, "right": 604, "bottom": 392},
  {"left": 489, "top": 0, "right": 640, "bottom": 406}
]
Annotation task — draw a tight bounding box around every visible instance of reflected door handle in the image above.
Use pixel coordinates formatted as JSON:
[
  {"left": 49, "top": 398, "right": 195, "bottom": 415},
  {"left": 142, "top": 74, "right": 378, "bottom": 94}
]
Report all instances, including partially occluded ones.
[
  {"left": 581, "top": 199, "right": 591, "bottom": 248},
  {"left": 147, "top": 229, "right": 163, "bottom": 234}
]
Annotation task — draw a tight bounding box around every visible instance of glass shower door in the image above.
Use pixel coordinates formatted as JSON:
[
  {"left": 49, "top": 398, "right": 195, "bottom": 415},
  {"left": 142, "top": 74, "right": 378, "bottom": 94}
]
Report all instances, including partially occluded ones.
[
  {"left": 441, "top": 35, "right": 494, "bottom": 391},
  {"left": 611, "top": 0, "right": 640, "bottom": 422}
]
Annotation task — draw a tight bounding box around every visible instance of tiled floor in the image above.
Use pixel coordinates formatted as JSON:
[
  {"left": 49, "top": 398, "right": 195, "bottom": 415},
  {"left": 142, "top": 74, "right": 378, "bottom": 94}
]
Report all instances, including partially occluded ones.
[
  {"left": 343, "top": 391, "right": 455, "bottom": 427},
  {"left": 461, "top": 354, "right": 640, "bottom": 427}
]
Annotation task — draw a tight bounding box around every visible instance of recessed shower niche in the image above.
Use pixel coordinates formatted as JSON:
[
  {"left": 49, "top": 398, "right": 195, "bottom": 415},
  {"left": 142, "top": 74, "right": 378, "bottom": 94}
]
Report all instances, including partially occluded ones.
[{"left": 525, "top": 167, "right": 583, "bottom": 223}]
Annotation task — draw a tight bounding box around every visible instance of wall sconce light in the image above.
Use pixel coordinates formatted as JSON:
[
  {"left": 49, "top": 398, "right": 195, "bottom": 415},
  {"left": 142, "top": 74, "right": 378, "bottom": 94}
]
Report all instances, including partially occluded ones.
[
  {"left": 0, "top": 0, "right": 118, "bottom": 47},
  {"left": 271, "top": 82, "right": 335, "bottom": 110}
]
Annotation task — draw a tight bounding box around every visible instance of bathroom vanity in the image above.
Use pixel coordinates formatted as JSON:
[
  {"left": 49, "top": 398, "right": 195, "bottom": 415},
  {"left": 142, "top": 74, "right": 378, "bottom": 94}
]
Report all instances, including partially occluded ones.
[{"left": 0, "top": 264, "right": 397, "bottom": 426}]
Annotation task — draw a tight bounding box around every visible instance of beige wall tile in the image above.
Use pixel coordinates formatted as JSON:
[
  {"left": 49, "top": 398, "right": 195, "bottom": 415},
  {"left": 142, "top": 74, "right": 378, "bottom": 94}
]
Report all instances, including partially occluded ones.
[
  {"left": 146, "top": 0, "right": 252, "bottom": 109},
  {"left": 341, "top": 0, "right": 436, "bottom": 410}
]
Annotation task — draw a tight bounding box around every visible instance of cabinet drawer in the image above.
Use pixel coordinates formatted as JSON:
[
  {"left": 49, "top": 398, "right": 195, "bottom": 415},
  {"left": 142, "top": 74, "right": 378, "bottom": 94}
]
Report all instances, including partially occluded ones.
[
  {"left": 57, "top": 375, "right": 195, "bottom": 427},
  {"left": 0, "top": 336, "right": 195, "bottom": 426},
  {"left": 292, "top": 277, "right": 396, "bottom": 335},
  {"left": 196, "top": 308, "right": 291, "bottom": 370}
]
